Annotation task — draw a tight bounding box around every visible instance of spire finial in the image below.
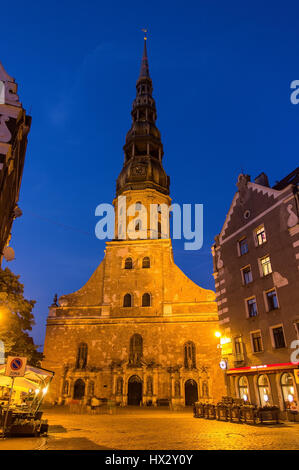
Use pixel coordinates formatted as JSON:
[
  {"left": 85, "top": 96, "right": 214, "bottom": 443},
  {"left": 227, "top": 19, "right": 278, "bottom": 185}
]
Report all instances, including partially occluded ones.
[{"left": 139, "top": 29, "right": 150, "bottom": 78}]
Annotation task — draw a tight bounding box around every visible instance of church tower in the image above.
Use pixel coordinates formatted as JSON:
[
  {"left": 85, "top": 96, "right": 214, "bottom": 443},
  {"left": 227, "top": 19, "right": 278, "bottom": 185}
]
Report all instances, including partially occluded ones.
[{"left": 43, "top": 40, "right": 225, "bottom": 407}]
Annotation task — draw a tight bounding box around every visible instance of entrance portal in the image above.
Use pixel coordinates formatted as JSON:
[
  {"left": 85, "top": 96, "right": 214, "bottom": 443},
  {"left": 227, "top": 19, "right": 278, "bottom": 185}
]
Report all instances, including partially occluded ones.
[
  {"left": 128, "top": 375, "right": 142, "bottom": 405},
  {"left": 73, "top": 378, "right": 85, "bottom": 399},
  {"left": 185, "top": 379, "right": 198, "bottom": 406}
]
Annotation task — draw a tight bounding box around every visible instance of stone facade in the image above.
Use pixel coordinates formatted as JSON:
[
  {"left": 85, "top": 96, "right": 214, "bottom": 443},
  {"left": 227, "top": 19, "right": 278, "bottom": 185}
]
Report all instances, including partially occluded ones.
[
  {"left": 43, "top": 40, "right": 225, "bottom": 407},
  {"left": 0, "top": 62, "right": 31, "bottom": 265},
  {"left": 212, "top": 169, "right": 299, "bottom": 415}
]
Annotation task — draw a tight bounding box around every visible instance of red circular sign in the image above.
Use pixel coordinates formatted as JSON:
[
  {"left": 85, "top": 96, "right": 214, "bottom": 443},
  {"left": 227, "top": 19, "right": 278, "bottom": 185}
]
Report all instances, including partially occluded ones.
[{"left": 10, "top": 358, "right": 23, "bottom": 371}]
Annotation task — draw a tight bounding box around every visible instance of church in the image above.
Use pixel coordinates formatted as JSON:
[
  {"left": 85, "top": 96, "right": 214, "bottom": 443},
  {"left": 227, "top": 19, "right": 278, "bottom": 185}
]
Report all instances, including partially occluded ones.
[{"left": 43, "top": 39, "right": 225, "bottom": 407}]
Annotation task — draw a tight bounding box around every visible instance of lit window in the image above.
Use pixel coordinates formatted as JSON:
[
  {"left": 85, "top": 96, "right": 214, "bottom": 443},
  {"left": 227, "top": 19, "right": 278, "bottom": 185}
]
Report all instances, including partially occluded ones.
[
  {"left": 256, "top": 226, "right": 267, "bottom": 246},
  {"left": 238, "top": 376, "right": 249, "bottom": 401},
  {"left": 260, "top": 255, "right": 272, "bottom": 276},
  {"left": 281, "top": 373, "right": 296, "bottom": 409},
  {"left": 271, "top": 326, "right": 286, "bottom": 349},
  {"left": 257, "top": 375, "right": 272, "bottom": 406},
  {"left": 266, "top": 289, "right": 278, "bottom": 310},
  {"left": 247, "top": 298, "right": 258, "bottom": 317},
  {"left": 241, "top": 266, "right": 253, "bottom": 285},
  {"left": 239, "top": 238, "right": 248, "bottom": 256},
  {"left": 251, "top": 331, "right": 263, "bottom": 352}
]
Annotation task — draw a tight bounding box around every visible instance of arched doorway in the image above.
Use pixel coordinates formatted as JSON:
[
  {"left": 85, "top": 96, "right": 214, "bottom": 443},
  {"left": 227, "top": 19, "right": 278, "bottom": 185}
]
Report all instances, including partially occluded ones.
[
  {"left": 73, "top": 379, "right": 85, "bottom": 399},
  {"left": 185, "top": 379, "right": 198, "bottom": 406},
  {"left": 128, "top": 375, "right": 142, "bottom": 405}
]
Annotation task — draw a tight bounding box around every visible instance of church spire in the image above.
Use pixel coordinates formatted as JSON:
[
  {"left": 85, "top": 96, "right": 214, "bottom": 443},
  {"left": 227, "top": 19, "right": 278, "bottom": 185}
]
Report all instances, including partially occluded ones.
[
  {"left": 116, "top": 38, "right": 170, "bottom": 197},
  {"left": 139, "top": 38, "right": 150, "bottom": 79}
]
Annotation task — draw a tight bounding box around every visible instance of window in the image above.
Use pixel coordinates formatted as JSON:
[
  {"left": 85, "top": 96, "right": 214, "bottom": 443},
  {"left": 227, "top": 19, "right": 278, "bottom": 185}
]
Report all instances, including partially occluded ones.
[
  {"left": 241, "top": 266, "right": 253, "bottom": 285},
  {"left": 255, "top": 226, "right": 267, "bottom": 246},
  {"left": 238, "top": 376, "right": 249, "bottom": 401},
  {"left": 260, "top": 255, "right": 272, "bottom": 276},
  {"left": 135, "top": 219, "right": 141, "bottom": 231},
  {"left": 142, "top": 293, "right": 151, "bottom": 307},
  {"left": 266, "top": 289, "right": 278, "bottom": 311},
  {"left": 184, "top": 341, "right": 196, "bottom": 369},
  {"left": 135, "top": 201, "right": 142, "bottom": 211},
  {"left": 76, "top": 343, "right": 88, "bottom": 369},
  {"left": 246, "top": 297, "right": 258, "bottom": 317},
  {"left": 142, "top": 257, "right": 150, "bottom": 268},
  {"left": 239, "top": 238, "right": 248, "bottom": 256},
  {"left": 257, "top": 375, "right": 272, "bottom": 406},
  {"left": 281, "top": 373, "right": 296, "bottom": 409},
  {"left": 124, "top": 257, "right": 133, "bottom": 269},
  {"left": 251, "top": 330, "right": 263, "bottom": 353},
  {"left": 123, "top": 293, "right": 132, "bottom": 307},
  {"left": 271, "top": 326, "right": 286, "bottom": 349},
  {"left": 129, "top": 334, "right": 143, "bottom": 365}
]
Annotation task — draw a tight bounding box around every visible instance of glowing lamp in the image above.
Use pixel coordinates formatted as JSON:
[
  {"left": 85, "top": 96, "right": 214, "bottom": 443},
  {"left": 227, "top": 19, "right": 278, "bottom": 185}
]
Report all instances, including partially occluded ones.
[
  {"left": 263, "top": 394, "right": 269, "bottom": 403},
  {"left": 214, "top": 331, "right": 221, "bottom": 338},
  {"left": 243, "top": 394, "right": 248, "bottom": 402},
  {"left": 288, "top": 394, "right": 294, "bottom": 403}
]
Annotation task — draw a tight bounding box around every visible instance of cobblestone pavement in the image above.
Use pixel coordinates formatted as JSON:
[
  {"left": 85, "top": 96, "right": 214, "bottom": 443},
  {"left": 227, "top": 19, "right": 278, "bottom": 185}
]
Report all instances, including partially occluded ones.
[{"left": 0, "top": 407, "right": 299, "bottom": 450}]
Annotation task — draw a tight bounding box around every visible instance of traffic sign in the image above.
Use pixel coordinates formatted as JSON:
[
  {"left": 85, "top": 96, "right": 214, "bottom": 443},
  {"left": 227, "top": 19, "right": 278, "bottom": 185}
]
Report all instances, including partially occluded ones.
[{"left": 5, "top": 356, "right": 27, "bottom": 377}]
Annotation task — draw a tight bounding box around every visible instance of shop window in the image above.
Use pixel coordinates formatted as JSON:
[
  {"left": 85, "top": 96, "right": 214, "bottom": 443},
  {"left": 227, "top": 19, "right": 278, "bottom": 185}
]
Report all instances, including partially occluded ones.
[
  {"left": 238, "top": 238, "right": 248, "bottom": 256},
  {"left": 124, "top": 257, "right": 133, "bottom": 269},
  {"left": 241, "top": 265, "right": 253, "bottom": 285},
  {"left": 251, "top": 330, "right": 263, "bottom": 353},
  {"left": 238, "top": 376, "right": 249, "bottom": 401},
  {"left": 142, "top": 293, "right": 151, "bottom": 307},
  {"left": 260, "top": 255, "right": 272, "bottom": 276},
  {"left": 246, "top": 297, "right": 258, "bottom": 317},
  {"left": 76, "top": 343, "right": 88, "bottom": 369},
  {"left": 142, "top": 257, "right": 150, "bottom": 268},
  {"left": 266, "top": 289, "right": 278, "bottom": 311},
  {"left": 271, "top": 325, "right": 286, "bottom": 349},
  {"left": 123, "top": 293, "right": 132, "bottom": 307},
  {"left": 184, "top": 341, "right": 196, "bottom": 369},
  {"left": 281, "top": 373, "right": 296, "bottom": 409},
  {"left": 257, "top": 375, "right": 272, "bottom": 406},
  {"left": 255, "top": 225, "right": 267, "bottom": 246}
]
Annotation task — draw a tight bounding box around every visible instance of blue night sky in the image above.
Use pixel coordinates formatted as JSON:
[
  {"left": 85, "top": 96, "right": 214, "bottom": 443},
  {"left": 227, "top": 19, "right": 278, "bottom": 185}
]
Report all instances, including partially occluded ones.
[{"left": 1, "top": 1, "right": 299, "bottom": 348}]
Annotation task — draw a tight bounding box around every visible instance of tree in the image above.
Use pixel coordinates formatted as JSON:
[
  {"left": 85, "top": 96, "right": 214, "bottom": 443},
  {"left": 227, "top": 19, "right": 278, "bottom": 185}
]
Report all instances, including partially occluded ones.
[{"left": 0, "top": 267, "right": 43, "bottom": 366}]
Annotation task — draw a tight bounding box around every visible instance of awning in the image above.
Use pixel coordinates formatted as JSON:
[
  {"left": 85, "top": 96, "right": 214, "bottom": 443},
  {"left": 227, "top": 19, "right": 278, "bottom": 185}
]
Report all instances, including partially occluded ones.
[
  {"left": 0, "top": 364, "right": 54, "bottom": 391},
  {"left": 0, "top": 375, "right": 39, "bottom": 392}
]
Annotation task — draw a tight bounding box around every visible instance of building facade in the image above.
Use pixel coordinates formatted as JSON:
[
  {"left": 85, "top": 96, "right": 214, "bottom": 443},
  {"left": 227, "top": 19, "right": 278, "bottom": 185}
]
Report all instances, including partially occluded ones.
[
  {"left": 0, "top": 61, "right": 31, "bottom": 266},
  {"left": 212, "top": 169, "right": 299, "bottom": 416},
  {"left": 43, "top": 41, "right": 225, "bottom": 407}
]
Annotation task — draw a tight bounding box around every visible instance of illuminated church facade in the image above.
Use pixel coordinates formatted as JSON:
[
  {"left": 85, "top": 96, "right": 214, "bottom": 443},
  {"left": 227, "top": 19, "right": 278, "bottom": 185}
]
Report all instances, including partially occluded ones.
[{"left": 43, "top": 40, "right": 225, "bottom": 407}]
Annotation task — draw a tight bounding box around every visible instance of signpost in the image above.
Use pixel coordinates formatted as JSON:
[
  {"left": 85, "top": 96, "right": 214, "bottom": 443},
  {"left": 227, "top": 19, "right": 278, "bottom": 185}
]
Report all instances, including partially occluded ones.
[{"left": 2, "top": 356, "right": 27, "bottom": 437}]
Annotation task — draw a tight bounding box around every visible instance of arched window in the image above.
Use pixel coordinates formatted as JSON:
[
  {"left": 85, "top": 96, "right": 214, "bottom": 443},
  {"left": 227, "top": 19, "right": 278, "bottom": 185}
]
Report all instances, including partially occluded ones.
[
  {"left": 257, "top": 374, "right": 272, "bottom": 406},
  {"left": 76, "top": 342, "right": 88, "bottom": 369},
  {"left": 142, "top": 257, "right": 150, "bottom": 268},
  {"left": 129, "top": 334, "right": 143, "bottom": 365},
  {"left": 135, "top": 201, "right": 142, "bottom": 211},
  {"left": 142, "top": 293, "right": 151, "bottom": 307},
  {"left": 238, "top": 376, "right": 249, "bottom": 401},
  {"left": 123, "top": 293, "right": 132, "bottom": 307},
  {"left": 184, "top": 341, "right": 196, "bottom": 369},
  {"left": 124, "top": 257, "right": 133, "bottom": 269},
  {"left": 281, "top": 372, "right": 296, "bottom": 409}
]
